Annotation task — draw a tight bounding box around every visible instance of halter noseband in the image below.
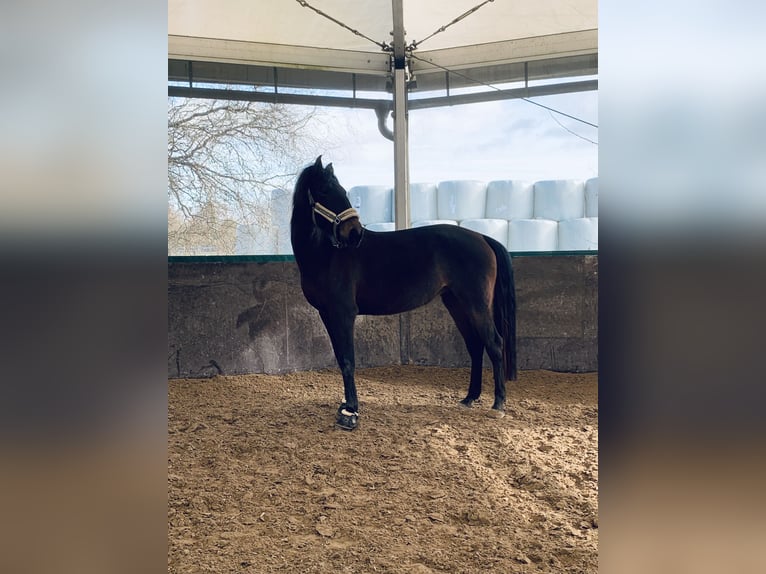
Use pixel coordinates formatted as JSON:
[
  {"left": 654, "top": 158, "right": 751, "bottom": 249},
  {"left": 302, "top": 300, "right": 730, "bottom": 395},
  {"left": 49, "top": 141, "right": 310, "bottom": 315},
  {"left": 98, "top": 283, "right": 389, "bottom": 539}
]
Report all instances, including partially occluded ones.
[{"left": 307, "top": 188, "right": 362, "bottom": 248}]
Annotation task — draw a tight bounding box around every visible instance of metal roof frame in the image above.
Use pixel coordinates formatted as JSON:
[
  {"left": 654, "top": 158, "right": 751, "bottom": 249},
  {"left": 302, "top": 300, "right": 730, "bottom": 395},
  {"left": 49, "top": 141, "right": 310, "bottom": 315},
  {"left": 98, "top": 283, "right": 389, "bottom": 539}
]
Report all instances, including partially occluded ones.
[{"left": 168, "top": 0, "right": 598, "bottom": 229}]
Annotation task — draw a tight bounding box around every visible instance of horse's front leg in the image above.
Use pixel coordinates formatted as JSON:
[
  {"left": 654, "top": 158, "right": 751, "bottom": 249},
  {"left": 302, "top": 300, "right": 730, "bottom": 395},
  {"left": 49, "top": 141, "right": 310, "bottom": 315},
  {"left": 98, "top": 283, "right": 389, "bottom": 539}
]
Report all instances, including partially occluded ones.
[{"left": 319, "top": 308, "right": 359, "bottom": 430}]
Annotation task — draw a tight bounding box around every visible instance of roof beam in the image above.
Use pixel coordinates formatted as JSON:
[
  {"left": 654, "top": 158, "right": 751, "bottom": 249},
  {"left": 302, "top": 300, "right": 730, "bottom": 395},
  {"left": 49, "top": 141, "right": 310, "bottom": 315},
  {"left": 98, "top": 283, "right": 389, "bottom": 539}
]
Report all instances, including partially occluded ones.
[
  {"left": 169, "top": 35, "right": 391, "bottom": 76},
  {"left": 168, "top": 78, "right": 597, "bottom": 111},
  {"left": 167, "top": 85, "right": 388, "bottom": 110},
  {"left": 412, "top": 30, "right": 598, "bottom": 74},
  {"left": 408, "top": 79, "right": 598, "bottom": 110},
  {"left": 168, "top": 80, "right": 598, "bottom": 114}
]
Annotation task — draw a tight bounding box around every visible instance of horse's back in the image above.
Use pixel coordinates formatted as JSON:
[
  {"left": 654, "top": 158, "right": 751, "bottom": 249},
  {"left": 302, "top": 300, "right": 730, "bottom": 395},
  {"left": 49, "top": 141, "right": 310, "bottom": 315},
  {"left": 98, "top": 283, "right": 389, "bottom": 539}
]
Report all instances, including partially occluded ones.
[
  {"left": 362, "top": 224, "right": 494, "bottom": 272},
  {"left": 366, "top": 223, "right": 490, "bottom": 252},
  {"left": 353, "top": 224, "right": 497, "bottom": 315}
]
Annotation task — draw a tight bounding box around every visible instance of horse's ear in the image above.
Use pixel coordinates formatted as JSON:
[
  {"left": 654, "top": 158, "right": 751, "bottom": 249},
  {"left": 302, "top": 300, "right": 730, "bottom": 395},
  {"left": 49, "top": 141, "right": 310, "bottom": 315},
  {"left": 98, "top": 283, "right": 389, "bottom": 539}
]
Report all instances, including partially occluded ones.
[
  {"left": 326, "top": 163, "right": 334, "bottom": 175},
  {"left": 314, "top": 156, "right": 323, "bottom": 169}
]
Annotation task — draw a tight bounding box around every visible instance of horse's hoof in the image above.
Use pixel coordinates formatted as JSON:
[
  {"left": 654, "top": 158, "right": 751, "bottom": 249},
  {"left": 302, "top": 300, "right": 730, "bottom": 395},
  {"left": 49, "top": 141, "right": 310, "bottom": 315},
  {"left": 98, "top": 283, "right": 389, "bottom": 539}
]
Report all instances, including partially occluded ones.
[
  {"left": 459, "top": 399, "right": 474, "bottom": 409},
  {"left": 488, "top": 409, "right": 506, "bottom": 419},
  {"left": 335, "top": 404, "right": 359, "bottom": 431}
]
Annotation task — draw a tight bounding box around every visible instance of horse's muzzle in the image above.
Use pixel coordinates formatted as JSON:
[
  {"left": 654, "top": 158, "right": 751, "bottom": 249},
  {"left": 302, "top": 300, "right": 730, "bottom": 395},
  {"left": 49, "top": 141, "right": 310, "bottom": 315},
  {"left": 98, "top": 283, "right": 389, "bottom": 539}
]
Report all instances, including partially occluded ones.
[{"left": 336, "top": 218, "right": 364, "bottom": 249}]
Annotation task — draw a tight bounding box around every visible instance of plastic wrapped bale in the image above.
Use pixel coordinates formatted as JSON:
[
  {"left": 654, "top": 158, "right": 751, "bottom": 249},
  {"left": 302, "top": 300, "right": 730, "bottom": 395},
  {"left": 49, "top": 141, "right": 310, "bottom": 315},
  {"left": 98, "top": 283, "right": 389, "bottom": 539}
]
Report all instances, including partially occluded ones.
[
  {"left": 410, "top": 182, "right": 438, "bottom": 222},
  {"left": 235, "top": 223, "right": 277, "bottom": 255},
  {"left": 486, "top": 180, "right": 534, "bottom": 220},
  {"left": 585, "top": 177, "right": 598, "bottom": 217},
  {"left": 508, "top": 219, "right": 559, "bottom": 252},
  {"left": 533, "top": 180, "right": 585, "bottom": 221},
  {"left": 411, "top": 219, "right": 458, "bottom": 228},
  {"left": 558, "top": 217, "right": 598, "bottom": 251},
  {"left": 365, "top": 222, "right": 395, "bottom": 232},
  {"left": 347, "top": 185, "right": 393, "bottom": 224},
  {"left": 459, "top": 219, "right": 510, "bottom": 249},
  {"left": 272, "top": 188, "right": 294, "bottom": 254},
  {"left": 437, "top": 180, "right": 487, "bottom": 221}
]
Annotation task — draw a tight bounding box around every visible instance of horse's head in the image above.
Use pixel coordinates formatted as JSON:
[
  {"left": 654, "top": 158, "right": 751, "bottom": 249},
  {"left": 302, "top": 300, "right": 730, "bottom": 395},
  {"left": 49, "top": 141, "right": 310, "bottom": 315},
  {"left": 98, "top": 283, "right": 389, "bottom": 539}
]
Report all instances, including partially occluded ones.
[{"left": 302, "top": 156, "right": 364, "bottom": 248}]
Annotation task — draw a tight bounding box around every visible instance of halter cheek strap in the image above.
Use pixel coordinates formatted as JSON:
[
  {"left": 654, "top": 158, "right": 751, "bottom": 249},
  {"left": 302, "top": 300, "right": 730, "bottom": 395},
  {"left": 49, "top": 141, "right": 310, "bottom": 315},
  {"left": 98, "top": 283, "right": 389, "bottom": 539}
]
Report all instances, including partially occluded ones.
[
  {"left": 312, "top": 202, "right": 359, "bottom": 228},
  {"left": 307, "top": 188, "right": 362, "bottom": 248}
]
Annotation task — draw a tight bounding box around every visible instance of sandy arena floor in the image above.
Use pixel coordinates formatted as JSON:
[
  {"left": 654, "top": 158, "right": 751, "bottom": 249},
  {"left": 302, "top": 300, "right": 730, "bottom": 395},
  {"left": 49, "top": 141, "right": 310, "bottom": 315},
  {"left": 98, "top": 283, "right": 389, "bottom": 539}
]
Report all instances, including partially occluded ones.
[{"left": 168, "top": 366, "right": 598, "bottom": 573}]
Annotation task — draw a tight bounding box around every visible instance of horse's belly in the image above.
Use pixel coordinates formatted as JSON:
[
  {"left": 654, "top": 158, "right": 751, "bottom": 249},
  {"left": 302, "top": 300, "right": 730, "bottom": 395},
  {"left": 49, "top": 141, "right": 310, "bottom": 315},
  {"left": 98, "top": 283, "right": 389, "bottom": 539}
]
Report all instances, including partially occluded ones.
[{"left": 356, "top": 285, "right": 442, "bottom": 316}]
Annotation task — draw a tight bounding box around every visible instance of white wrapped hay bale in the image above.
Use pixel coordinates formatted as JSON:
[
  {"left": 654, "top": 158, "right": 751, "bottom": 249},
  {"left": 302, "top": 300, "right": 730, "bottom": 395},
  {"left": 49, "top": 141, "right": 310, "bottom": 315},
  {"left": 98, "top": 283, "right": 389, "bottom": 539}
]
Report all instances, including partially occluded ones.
[
  {"left": 347, "top": 185, "right": 393, "bottom": 224},
  {"left": 410, "top": 182, "right": 438, "bottom": 222},
  {"left": 486, "top": 180, "right": 534, "bottom": 220},
  {"left": 533, "top": 180, "right": 585, "bottom": 221},
  {"left": 585, "top": 177, "right": 598, "bottom": 217},
  {"left": 508, "top": 219, "right": 558, "bottom": 252},
  {"left": 437, "top": 180, "right": 487, "bottom": 221},
  {"left": 558, "top": 217, "right": 598, "bottom": 251},
  {"left": 271, "top": 188, "right": 292, "bottom": 219},
  {"left": 235, "top": 223, "right": 277, "bottom": 255},
  {"left": 276, "top": 233, "right": 293, "bottom": 254},
  {"left": 272, "top": 188, "right": 294, "bottom": 254},
  {"left": 365, "top": 222, "right": 395, "bottom": 232},
  {"left": 459, "top": 219, "right": 510, "bottom": 249},
  {"left": 411, "top": 219, "right": 458, "bottom": 228}
]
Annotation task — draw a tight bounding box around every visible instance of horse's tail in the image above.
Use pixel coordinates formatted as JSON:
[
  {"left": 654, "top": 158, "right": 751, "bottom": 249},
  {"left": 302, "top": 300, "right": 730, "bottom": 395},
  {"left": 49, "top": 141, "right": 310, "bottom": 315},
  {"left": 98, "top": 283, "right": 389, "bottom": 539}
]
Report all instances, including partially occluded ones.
[{"left": 485, "top": 236, "right": 517, "bottom": 381}]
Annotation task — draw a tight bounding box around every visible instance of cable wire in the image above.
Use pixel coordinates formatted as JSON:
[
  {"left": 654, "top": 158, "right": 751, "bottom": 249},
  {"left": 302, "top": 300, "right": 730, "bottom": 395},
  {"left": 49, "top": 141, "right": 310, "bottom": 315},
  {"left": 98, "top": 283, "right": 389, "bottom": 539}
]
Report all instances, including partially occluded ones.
[
  {"left": 410, "top": 0, "right": 497, "bottom": 49},
  {"left": 292, "top": 1, "right": 596, "bottom": 143},
  {"left": 521, "top": 97, "right": 597, "bottom": 129},
  {"left": 294, "top": 0, "right": 390, "bottom": 51},
  {"left": 410, "top": 53, "right": 597, "bottom": 142},
  {"left": 548, "top": 111, "right": 598, "bottom": 145}
]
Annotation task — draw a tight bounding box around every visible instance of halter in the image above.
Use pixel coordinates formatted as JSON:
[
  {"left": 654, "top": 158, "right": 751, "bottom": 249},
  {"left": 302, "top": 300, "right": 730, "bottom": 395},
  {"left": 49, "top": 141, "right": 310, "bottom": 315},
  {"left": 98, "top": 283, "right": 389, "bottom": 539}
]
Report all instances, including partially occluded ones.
[{"left": 307, "top": 188, "right": 363, "bottom": 248}]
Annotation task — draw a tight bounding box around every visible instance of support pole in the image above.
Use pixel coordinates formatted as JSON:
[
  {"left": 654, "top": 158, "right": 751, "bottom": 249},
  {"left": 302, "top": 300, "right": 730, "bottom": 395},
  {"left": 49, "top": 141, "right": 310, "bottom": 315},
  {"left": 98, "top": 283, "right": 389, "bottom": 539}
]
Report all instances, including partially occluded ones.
[
  {"left": 393, "top": 65, "right": 409, "bottom": 230},
  {"left": 391, "top": 0, "right": 410, "bottom": 230}
]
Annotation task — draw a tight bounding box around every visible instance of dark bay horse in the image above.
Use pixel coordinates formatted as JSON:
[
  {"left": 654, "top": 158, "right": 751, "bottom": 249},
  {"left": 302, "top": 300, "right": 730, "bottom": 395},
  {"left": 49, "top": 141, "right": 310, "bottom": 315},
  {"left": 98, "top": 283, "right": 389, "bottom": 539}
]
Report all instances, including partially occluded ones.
[{"left": 291, "top": 157, "right": 516, "bottom": 430}]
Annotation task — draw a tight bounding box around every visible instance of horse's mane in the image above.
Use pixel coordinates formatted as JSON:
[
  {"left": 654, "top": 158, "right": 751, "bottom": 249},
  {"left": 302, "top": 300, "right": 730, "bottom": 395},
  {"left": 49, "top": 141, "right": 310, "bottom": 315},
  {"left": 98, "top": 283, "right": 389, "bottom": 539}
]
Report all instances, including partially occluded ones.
[
  {"left": 291, "top": 163, "right": 324, "bottom": 245},
  {"left": 292, "top": 163, "right": 317, "bottom": 218}
]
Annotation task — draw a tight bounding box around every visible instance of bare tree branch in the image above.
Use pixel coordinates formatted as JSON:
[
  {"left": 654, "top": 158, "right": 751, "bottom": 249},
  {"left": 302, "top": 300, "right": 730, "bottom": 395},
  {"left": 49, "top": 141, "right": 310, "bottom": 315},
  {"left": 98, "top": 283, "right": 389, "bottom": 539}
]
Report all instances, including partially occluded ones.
[{"left": 168, "top": 98, "right": 325, "bottom": 255}]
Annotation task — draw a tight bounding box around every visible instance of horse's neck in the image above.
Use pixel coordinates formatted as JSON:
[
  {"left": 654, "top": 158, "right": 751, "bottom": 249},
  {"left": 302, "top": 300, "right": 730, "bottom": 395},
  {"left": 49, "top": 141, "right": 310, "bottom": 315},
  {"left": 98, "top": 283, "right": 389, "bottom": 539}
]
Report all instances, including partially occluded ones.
[{"left": 291, "top": 201, "right": 328, "bottom": 267}]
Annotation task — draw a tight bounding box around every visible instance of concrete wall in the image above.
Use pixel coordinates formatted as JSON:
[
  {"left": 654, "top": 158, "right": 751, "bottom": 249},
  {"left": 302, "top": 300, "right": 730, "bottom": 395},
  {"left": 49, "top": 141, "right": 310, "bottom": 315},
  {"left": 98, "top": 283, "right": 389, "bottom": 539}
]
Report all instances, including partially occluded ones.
[{"left": 168, "top": 255, "right": 597, "bottom": 378}]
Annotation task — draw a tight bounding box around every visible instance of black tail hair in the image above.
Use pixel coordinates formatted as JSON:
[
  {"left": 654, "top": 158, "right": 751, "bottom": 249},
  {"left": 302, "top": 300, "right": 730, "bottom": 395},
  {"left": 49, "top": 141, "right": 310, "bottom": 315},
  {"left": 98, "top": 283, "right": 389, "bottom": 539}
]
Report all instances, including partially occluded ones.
[{"left": 485, "top": 236, "right": 517, "bottom": 380}]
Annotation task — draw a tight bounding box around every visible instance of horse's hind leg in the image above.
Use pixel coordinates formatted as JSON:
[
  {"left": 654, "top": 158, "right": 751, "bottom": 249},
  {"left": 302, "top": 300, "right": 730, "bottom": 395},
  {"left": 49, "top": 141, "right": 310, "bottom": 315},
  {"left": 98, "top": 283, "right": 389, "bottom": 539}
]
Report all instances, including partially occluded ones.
[
  {"left": 319, "top": 309, "right": 360, "bottom": 430},
  {"left": 475, "top": 317, "right": 506, "bottom": 413},
  {"left": 442, "top": 292, "right": 485, "bottom": 407},
  {"left": 444, "top": 292, "right": 506, "bottom": 413}
]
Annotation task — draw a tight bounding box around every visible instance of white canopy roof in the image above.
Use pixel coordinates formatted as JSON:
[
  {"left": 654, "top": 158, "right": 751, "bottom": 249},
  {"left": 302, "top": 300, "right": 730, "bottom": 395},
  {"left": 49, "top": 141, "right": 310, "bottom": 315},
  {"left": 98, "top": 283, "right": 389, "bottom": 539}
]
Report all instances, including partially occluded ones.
[
  {"left": 169, "top": 0, "right": 597, "bottom": 93},
  {"left": 168, "top": 1, "right": 597, "bottom": 230}
]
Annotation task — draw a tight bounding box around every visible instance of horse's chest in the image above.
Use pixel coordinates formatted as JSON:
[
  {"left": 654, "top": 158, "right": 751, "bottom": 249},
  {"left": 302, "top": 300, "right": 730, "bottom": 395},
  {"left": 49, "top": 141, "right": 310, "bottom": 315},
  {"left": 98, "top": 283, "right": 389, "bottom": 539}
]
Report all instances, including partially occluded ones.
[
  {"left": 300, "top": 280, "right": 323, "bottom": 309},
  {"left": 300, "top": 272, "right": 354, "bottom": 312}
]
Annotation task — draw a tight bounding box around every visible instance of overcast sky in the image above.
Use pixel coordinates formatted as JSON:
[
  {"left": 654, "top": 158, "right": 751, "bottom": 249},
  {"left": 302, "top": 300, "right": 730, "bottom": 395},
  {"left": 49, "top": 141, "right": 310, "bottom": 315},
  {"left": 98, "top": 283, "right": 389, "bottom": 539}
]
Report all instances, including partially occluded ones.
[{"left": 306, "top": 88, "right": 598, "bottom": 190}]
